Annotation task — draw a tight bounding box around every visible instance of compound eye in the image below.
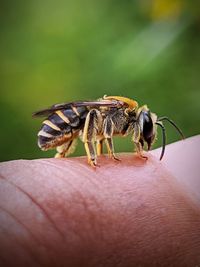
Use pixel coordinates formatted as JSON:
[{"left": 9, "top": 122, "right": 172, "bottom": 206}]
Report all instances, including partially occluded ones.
[{"left": 142, "top": 111, "right": 153, "bottom": 140}]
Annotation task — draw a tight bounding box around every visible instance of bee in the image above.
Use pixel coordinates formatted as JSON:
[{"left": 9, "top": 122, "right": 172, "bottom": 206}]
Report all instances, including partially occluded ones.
[{"left": 33, "top": 95, "right": 184, "bottom": 166}]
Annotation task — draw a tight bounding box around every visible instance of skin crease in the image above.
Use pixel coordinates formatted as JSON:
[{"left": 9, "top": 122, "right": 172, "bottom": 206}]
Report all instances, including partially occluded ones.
[{"left": 0, "top": 136, "right": 199, "bottom": 267}]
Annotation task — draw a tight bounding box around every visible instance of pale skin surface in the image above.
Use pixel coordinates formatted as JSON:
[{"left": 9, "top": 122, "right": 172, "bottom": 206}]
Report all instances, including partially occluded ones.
[{"left": 0, "top": 135, "right": 200, "bottom": 267}]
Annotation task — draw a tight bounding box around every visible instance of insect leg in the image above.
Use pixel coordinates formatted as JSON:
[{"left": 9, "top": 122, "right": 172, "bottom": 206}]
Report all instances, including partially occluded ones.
[
  {"left": 103, "top": 117, "right": 120, "bottom": 161},
  {"left": 96, "top": 139, "right": 104, "bottom": 156},
  {"left": 132, "top": 123, "right": 147, "bottom": 159},
  {"left": 82, "top": 109, "right": 102, "bottom": 166},
  {"left": 55, "top": 139, "right": 77, "bottom": 158}
]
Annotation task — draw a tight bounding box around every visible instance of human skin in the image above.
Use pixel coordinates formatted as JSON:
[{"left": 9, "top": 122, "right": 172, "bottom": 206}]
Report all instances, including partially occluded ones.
[{"left": 0, "top": 135, "right": 200, "bottom": 267}]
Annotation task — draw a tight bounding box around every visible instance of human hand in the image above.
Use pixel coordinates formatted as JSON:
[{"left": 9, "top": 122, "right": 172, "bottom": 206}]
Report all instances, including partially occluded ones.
[{"left": 0, "top": 136, "right": 200, "bottom": 267}]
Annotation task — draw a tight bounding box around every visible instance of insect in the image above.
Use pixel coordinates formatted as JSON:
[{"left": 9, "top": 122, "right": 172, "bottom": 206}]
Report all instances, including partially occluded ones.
[{"left": 33, "top": 95, "right": 184, "bottom": 166}]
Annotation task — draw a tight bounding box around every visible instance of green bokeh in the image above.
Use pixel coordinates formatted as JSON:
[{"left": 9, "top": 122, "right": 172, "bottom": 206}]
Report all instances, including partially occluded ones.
[{"left": 0, "top": 0, "right": 199, "bottom": 162}]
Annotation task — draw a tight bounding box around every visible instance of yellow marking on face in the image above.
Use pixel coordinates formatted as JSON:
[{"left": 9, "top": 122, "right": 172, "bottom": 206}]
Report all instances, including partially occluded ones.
[
  {"left": 55, "top": 110, "right": 70, "bottom": 124},
  {"left": 43, "top": 120, "right": 61, "bottom": 131},
  {"left": 38, "top": 130, "right": 54, "bottom": 138},
  {"left": 71, "top": 106, "right": 80, "bottom": 116},
  {"left": 104, "top": 96, "right": 138, "bottom": 110},
  {"left": 138, "top": 105, "right": 148, "bottom": 113}
]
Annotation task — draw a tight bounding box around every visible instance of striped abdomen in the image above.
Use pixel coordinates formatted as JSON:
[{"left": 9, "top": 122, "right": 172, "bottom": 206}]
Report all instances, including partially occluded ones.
[{"left": 38, "top": 106, "right": 88, "bottom": 150}]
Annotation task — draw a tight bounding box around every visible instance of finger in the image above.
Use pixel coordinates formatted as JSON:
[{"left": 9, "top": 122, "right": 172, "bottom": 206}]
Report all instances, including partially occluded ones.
[
  {"left": 0, "top": 140, "right": 200, "bottom": 266},
  {"left": 152, "top": 135, "right": 200, "bottom": 202}
]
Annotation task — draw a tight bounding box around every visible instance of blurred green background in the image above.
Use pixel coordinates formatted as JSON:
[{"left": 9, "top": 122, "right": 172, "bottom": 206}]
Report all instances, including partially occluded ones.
[{"left": 0, "top": 0, "right": 199, "bottom": 162}]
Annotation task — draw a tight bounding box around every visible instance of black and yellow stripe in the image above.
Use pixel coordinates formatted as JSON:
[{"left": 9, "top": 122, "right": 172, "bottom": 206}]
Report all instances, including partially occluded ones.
[
  {"left": 38, "top": 106, "right": 89, "bottom": 149},
  {"left": 55, "top": 110, "right": 70, "bottom": 124},
  {"left": 43, "top": 120, "right": 61, "bottom": 131}
]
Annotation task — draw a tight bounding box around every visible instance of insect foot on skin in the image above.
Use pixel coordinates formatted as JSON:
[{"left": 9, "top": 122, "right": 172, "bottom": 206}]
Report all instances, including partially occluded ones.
[{"left": 33, "top": 95, "right": 184, "bottom": 167}]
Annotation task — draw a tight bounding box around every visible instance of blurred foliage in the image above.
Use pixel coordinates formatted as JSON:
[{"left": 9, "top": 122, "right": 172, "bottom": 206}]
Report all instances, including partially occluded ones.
[{"left": 0, "top": 0, "right": 200, "bottom": 161}]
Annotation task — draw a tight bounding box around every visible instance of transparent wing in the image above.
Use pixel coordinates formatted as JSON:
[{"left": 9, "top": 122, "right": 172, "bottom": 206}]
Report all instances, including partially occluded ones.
[{"left": 33, "top": 99, "right": 124, "bottom": 117}]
